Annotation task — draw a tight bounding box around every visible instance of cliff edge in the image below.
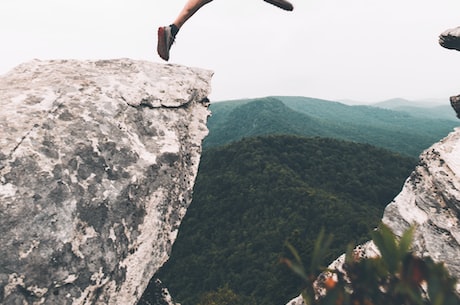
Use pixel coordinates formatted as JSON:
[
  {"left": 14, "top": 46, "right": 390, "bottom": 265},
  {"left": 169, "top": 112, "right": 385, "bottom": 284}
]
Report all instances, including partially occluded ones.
[{"left": 0, "top": 59, "right": 212, "bottom": 305}]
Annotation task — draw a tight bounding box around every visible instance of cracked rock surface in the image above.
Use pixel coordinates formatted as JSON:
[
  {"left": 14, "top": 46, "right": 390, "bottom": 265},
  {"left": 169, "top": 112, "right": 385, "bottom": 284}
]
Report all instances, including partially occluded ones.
[
  {"left": 0, "top": 59, "right": 212, "bottom": 305},
  {"left": 383, "top": 128, "right": 460, "bottom": 278}
]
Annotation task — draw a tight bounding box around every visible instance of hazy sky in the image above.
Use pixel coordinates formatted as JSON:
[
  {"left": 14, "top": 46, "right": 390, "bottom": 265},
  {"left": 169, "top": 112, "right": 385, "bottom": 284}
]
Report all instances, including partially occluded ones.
[{"left": 1, "top": 0, "right": 460, "bottom": 103}]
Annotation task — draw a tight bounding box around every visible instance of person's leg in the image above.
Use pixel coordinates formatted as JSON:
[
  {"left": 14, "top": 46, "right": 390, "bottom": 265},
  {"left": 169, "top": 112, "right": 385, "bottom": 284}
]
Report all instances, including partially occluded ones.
[
  {"left": 157, "top": 0, "right": 213, "bottom": 61},
  {"left": 173, "top": 0, "right": 213, "bottom": 29}
]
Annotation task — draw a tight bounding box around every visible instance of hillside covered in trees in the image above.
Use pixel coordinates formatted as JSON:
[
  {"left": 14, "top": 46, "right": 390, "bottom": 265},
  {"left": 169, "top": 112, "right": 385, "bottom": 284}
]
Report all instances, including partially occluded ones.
[
  {"left": 140, "top": 135, "right": 417, "bottom": 305},
  {"left": 205, "top": 97, "right": 459, "bottom": 157}
]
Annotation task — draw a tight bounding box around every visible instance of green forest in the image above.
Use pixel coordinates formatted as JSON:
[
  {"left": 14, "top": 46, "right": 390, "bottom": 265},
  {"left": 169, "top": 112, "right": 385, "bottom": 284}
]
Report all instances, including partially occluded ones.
[
  {"left": 139, "top": 135, "right": 417, "bottom": 305},
  {"left": 204, "top": 97, "right": 459, "bottom": 157}
]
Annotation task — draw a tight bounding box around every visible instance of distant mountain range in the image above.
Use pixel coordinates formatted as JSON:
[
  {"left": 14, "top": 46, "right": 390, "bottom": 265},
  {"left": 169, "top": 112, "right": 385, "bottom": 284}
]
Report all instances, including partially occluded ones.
[
  {"left": 340, "top": 97, "right": 448, "bottom": 107},
  {"left": 370, "top": 98, "right": 455, "bottom": 120},
  {"left": 372, "top": 97, "right": 446, "bottom": 108},
  {"left": 205, "top": 96, "right": 459, "bottom": 157}
]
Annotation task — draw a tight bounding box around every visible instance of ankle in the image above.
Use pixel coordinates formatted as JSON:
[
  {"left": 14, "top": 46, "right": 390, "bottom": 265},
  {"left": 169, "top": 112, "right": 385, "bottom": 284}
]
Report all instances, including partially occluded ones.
[{"left": 170, "top": 24, "right": 179, "bottom": 37}]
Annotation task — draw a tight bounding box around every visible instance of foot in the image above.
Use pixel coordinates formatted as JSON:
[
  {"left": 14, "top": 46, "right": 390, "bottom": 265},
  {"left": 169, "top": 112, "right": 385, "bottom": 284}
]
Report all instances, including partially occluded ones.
[
  {"left": 263, "top": 0, "right": 294, "bottom": 11},
  {"left": 157, "top": 25, "right": 176, "bottom": 61}
]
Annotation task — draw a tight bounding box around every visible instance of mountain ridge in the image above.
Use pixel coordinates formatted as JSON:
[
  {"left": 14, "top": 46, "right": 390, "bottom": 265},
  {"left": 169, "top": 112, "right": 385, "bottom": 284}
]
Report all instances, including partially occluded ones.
[{"left": 206, "top": 96, "right": 459, "bottom": 157}]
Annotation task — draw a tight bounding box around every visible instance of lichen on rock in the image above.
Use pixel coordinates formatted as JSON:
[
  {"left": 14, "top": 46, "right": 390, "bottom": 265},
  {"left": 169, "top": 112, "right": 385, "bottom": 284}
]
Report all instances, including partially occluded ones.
[{"left": 0, "top": 59, "right": 212, "bottom": 305}]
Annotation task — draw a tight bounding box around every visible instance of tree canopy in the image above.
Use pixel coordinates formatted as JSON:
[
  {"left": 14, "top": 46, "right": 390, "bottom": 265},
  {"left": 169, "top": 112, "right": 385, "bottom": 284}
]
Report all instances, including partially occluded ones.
[{"left": 140, "top": 135, "right": 417, "bottom": 305}]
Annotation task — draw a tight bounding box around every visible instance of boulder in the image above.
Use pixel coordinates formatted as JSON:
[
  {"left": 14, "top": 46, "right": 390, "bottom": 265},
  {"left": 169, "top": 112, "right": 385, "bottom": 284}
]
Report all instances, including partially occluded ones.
[
  {"left": 439, "top": 26, "right": 460, "bottom": 51},
  {"left": 0, "top": 59, "right": 212, "bottom": 305}
]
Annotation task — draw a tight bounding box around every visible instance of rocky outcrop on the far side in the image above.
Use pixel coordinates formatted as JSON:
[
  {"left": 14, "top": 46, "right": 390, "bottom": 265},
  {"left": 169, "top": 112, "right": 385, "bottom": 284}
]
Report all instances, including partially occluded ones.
[
  {"left": 439, "top": 27, "right": 460, "bottom": 118},
  {"left": 382, "top": 128, "right": 460, "bottom": 278},
  {"left": 439, "top": 26, "right": 460, "bottom": 51}
]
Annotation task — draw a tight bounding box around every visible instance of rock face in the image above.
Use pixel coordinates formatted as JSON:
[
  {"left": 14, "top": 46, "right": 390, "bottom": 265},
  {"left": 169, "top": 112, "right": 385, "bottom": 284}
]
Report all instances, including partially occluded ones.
[
  {"left": 0, "top": 59, "right": 212, "bottom": 305},
  {"left": 450, "top": 95, "right": 460, "bottom": 119},
  {"left": 439, "top": 26, "right": 460, "bottom": 51},
  {"left": 383, "top": 128, "right": 460, "bottom": 278},
  {"left": 286, "top": 126, "right": 460, "bottom": 305},
  {"left": 439, "top": 27, "right": 460, "bottom": 119}
]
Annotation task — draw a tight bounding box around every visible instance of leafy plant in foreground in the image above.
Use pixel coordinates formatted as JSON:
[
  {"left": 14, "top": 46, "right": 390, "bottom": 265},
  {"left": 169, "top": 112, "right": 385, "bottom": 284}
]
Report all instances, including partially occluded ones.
[{"left": 284, "top": 224, "right": 460, "bottom": 305}]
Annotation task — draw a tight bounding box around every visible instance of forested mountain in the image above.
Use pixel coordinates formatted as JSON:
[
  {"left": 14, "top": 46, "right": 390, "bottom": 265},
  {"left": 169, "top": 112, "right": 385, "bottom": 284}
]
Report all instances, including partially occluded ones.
[
  {"left": 371, "top": 98, "right": 456, "bottom": 120},
  {"left": 205, "top": 96, "right": 459, "bottom": 157},
  {"left": 146, "top": 135, "right": 417, "bottom": 305}
]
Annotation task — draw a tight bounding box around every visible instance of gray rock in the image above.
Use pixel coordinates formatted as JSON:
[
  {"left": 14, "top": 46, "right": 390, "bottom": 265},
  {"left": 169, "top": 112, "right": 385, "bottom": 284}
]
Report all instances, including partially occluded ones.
[
  {"left": 0, "top": 59, "right": 212, "bottom": 305},
  {"left": 382, "top": 128, "right": 460, "bottom": 279},
  {"left": 439, "top": 26, "right": 460, "bottom": 51},
  {"left": 136, "top": 278, "right": 178, "bottom": 305},
  {"left": 450, "top": 95, "right": 460, "bottom": 119},
  {"left": 440, "top": 27, "right": 460, "bottom": 119}
]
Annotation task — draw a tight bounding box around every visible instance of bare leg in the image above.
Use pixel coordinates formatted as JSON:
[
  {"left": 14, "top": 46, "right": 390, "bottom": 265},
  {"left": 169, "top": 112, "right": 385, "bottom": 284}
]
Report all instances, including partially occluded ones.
[
  {"left": 157, "top": 0, "right": 213, "bottom": 61},
  {"left": 173, "top": 0, "right": 214, "bottom": 29}
]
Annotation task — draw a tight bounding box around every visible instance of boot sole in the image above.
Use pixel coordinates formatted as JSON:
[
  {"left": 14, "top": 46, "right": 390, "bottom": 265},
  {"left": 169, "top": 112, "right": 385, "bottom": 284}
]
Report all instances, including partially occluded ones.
[{"left": 157, "top": 27, "right": 169, "bottom": 61}]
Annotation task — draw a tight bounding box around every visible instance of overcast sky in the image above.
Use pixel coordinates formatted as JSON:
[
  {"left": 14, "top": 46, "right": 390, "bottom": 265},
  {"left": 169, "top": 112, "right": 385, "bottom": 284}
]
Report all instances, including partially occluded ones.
[{"left": 1, "top": 0, "right": 460, "bottom": 103}]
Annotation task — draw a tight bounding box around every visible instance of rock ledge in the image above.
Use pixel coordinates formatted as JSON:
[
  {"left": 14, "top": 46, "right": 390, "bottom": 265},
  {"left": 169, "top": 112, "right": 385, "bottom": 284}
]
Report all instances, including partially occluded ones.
[{"left": 0, "top": 59, "right": 212, "bottom": 305}]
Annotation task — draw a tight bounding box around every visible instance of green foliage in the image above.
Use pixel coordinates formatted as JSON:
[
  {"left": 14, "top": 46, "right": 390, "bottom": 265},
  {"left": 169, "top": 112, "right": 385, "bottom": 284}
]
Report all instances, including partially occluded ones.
[
  {"left": 369, "top": 223, "right": 414, "bottom": 274},
  {"left": 144, "top": 135, "right": 416, "bottom": 305},
  {"left": 206, "top": 97, "right": 459, "bottom": 157},
  {"left": 285, "top": 223, "right": 460, "bottom": 305},
  {"left": 283, "top": 229, "right": 336, "bottom": 305}
]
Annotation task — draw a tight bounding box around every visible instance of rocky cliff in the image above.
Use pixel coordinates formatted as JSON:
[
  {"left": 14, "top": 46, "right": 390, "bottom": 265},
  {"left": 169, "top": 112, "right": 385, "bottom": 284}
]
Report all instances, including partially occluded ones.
[
  {"left": 439, "top": 26, "right": 460, "bottom": 52},
  {"left": 0, "top": 59, "right": 212, "bottom": 305},
  {"left": 383, "top": 128, "right": 460, "bottom": 277},
  {"left": 286, "top": 126, "right": 460, "bottom": 305}
]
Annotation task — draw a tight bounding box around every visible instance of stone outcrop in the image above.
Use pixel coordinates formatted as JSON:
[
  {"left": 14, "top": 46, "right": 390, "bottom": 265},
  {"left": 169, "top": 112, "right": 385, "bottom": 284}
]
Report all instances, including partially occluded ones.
[
  {"left": 440, "top": 27, "right": 460, "bottom": 118},
  {"left": 450, "top": 95, "right": 460, "bottom": 119},
  {"left": 383, "top": 128, "right": 460, "bottom": 278},
  {"left": 0, "top": 59, "right": 212, "bottom": 305},
  {"left": 439, "top": 26, "right": 460, "bottom": 51},
  {"left": 286, "top": 126, "right": 460, "bottom": 305},
  {"left": 137, "top": 278, "right": 177, "bottom": 305}
]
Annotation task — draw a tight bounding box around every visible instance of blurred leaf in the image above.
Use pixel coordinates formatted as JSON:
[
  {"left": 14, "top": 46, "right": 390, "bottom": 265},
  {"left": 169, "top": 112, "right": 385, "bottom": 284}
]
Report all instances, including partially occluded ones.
[
  {"left": 398, "top": 225, "right": 415, "bottom": 257},
  {"left": 284, "top": 242, "right": 309, "bottom": 281},
  {"left": 371, "top": 223, "right": 399, "bottom": 273},
  {"left": 309, "top": 228, "right": 333, "bottom": 275}
]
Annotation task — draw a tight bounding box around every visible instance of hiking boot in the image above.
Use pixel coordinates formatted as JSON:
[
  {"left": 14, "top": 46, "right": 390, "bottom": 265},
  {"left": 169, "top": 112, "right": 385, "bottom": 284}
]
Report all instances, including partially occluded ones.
[
  {"left": 157, "top": 25, "right": 176, "bottom": 61},
  {"left": 450, "top": 95, "right": 460, "bottom": 119},
  {"left": 263, "top": 0, "right": 294, "bottom": 11}
]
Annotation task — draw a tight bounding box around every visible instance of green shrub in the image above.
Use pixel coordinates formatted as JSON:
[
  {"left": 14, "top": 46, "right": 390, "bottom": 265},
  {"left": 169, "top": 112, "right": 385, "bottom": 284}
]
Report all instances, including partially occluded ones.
[{"left": 285, "top": 224, "right": 460, "bottom": 305}]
